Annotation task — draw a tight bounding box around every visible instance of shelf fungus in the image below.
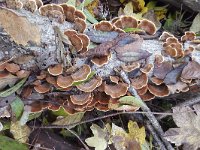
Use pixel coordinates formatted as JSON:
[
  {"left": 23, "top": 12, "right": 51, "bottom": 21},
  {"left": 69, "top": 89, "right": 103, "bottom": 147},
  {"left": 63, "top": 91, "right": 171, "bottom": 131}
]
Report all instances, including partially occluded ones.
[
  {"left": 64, "top": 30, "right": 90, "bottom": 53},
  {"left": 181, "top": 31, "right": 196, "bottom": 42},
  {"left": 76, "top": 76, "right": 102, "bottom": 92},
  {"left": 159, "top": 31, "right": 174, "bottom": 41},
  {"left": 148, "top": 83, "right": 170, "bottom": 97},
  {"left": 48, "top": 64, "right": 63, "bottom": 76},
  {"left": 113, "top": 16, "right": 138, "bottom": 30},
  {"left": 137, "top": 19, "right": 157, "bottom": 35},
  {"left": 34, "top": 83, "right": 51, "bottom": 93},
  {"left": 39, "top": 4, "right": 65, "bottom": 23},
  {"left": 104, "top": 81, "right": 129, "bottom": 98},
  {"left": 94, "top": 21, "right": 114, "bottom": 32},
  {"left": 71, "top": 64, "right": 91, "bottom": 82}
]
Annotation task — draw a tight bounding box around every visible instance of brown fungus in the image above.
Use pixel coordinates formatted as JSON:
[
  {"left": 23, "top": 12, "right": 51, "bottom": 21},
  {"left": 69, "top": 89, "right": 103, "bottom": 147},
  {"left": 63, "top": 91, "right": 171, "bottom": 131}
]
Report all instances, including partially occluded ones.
[
  {"left": 91, "top": 53, "right": 111, "bottom": 67},
  {"left": 60, "top": 4, "right": 75, "bottom": 22},
  {"left": 74, "top": 18, "right": 86, "bottom": 33},
  {"left": 76, "top": 76, "right": 102, "bottom": 92},
  {"left": 148, "top": 84, "right": 170, "bottom": 97},
  {"left": 137, "top": 19, "right": 156, "bottom": 35},
  {"left": 130, "top": 72, "right": 148, "bottom": 89},
  {"left": 94, "top": 21, "right": 114, "bottom": 32},
  {"left": 159, "top": 31, "right": 174, "bottom": 41},
  {"left": 34, "top": 83, "right": 51, "bottom": 93},
  {"left": 71, "top": 64, "right": 91, "bottom": 82},
  {"left": 5, "top": 63, "right": 20, "bottom": 73},
  {"left": 6, "top": 0, "right": 23, "bottom": 9},
  {"left": 70, "top": 93, "right": 92, "bottom": 106},
  {"left": 74, "top": 9, "right": 86, "bottom": 20},
  {"left": 104, "top": 81, "right": 129, "bottom": 98},
  {"left": 121, "top": 62, "right": 140, "bottom": 72},
  {"left": 57, "top": 75, "right": 73, "bottom": 88},
  {"left": 181, "top": 31, "right": 196, "bottom": 42},
  {"left": 48, "top": 64, "right": 63, "bottom": 76},
  {"left": 39, "top": 4, "right": 65, "bottom": 23}
]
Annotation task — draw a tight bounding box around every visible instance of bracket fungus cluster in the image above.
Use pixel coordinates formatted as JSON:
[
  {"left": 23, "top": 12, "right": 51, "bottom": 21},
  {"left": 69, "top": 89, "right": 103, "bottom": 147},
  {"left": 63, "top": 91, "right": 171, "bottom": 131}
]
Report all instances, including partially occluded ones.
[{"left": 0, "top": 2, "right": 200, "bottom": 115}]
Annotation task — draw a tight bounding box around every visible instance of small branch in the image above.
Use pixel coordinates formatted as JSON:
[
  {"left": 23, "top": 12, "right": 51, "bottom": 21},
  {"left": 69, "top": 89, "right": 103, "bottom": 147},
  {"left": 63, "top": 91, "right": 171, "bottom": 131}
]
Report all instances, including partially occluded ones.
[
  {"left": 118, "top": 70, "right": 174, "bottom": 150},
  {"left": 158, "top": 94, "right": 200, "bottom": 120},
  {"left": 146, "top": 122, "right": 167, "bottom": 150},
  {"left": 65, "top": 127, "right": 90, "bottom": 150}
]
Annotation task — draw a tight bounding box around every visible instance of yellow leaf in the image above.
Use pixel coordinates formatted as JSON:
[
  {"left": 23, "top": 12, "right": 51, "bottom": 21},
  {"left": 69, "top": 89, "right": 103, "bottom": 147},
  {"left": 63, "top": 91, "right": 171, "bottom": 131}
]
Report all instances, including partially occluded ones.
[
  {"left": 10, "top": 121, "right": 31, "bottom": 143},
  {"left": 124, "top": 2, "right": 134, "bottom": 16},
  {"left": 128, "top": 121, "right": 146, "bottom": 145}
]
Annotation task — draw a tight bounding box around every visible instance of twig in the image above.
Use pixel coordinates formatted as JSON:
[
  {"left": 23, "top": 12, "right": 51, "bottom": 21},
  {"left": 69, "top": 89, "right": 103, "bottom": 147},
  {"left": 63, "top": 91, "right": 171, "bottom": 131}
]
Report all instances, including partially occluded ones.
[
  {"left": 146, "top": 122, "right": 167, "bottom": 150},
  {"left": 65, "top": 127, "right": 90, "bottom": 150},
  {"left": 158, "top": 94, "right": 200, "bottom": 120},
  {"left": 118, "top": 70, "right": 174, "bottom": 150}
]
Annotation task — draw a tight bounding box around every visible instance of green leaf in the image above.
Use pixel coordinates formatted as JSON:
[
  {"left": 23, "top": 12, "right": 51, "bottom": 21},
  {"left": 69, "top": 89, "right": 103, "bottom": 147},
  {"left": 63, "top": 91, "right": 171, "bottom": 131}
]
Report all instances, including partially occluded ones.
[
  {"left": 190, "top": 13, "right": 200, "bottom": 33},
  {"left": 28, "top": 112, "right": 42, "bottom": 121},
  {"left": 84, "top": 9, "right": 98, "bottom": 23},
  {"left": 66, "top": 0, "right": 76, "bottom": 6},
  {"left": 77, "top": 0, "right": 94, "bottom": 10},
  {"left": 51, "top": 106, "right": 69, "bottom": 116},
  {"left": 0, "top": 135, "right": 28, "bottom": 150},
  {"left": 146, "top": 0, "right": 157, "bottom": 10},
  {"left": 72, "top": 71, "right": 95, "bottom": 86},
  {"left": 10, "top": 121, "right": 31, "bottom": 143},
  {"left": 0, "top": 77, "right": 27, "bottom": 97},
  {"left": 10, "top": 97, "right": 24, "bottom": 120},
  {"left": 119, "top": 96, "right": 144, "bottom": 107},
  {"left": 52, "top": 112, "right": 84, "bottom": 126},
  {"left": 123, "top": 27, "right": 144, "bottom": 33}
]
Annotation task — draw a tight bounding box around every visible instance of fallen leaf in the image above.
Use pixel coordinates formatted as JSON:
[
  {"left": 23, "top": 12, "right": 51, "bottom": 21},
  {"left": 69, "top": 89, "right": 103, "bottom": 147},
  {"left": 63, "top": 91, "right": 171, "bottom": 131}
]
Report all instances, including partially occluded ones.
[
  {"left": 0, "top": 135, "right": 28, "bottom": 150},
  {"left": 52, "top": 112, "right": 84, "bottom": 126},
  {"left": 85, "top": 28, "right": 119, "bottom": 43},
  {"left": 85, "top": 124, "right": 111, "bottom": 150},
  {"left": 153, "top": 61, "right": 173, "bottom": 79},
  {"left": 0, "top": 73, "right": 19, "bottom": 91},
  {"left": 0, "top": 77, "right": 27, "bottom": 97},
  {"left": 119, "top": 96, "right": 144, "bottom": 107},
  {"left": 181, "top": 61, "right": 200, "bottom": 80},
  {"left": 111, "top": 121, "right": 147, "bottom": 150},
  {"left": 164, "top": 63, "right": 187, "bottom": 85},
  {"left": 10, "top": 121, "right": 31, "bottom": 143},
  {"left": 164, "top": 104, "right": 200, "bottom": 149},
  {"left": 167, "top": 81, "right": 189, "bottom": 94},
  {"left": 84, "top": 9, "right": 98, "bottom": 23},
  {"left": 190, "top": 13, "right": 200, "bottom": 33},
  {"left": 0, "top": 106, "right": 11, "bottom": 118},
  {"left": 0, "top": 7, "right": 41, "bottom": 46},
  {"left": 123, "top": 1, "right": 143, "bottom": 19},
  {"left": 10, "top": 97, "right": 24, "bottom": 120}
]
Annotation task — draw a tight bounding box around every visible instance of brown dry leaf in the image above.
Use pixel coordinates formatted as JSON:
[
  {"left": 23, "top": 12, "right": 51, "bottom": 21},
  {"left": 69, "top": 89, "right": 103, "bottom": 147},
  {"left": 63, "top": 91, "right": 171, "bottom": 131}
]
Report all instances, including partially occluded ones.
[
  {"left": 164, "top": 63, "right": 187, "bottom": 85},
  {"left": 164, "top": 104, "right": 200, "bottom": 150},
  {"left": 153, "top": 61, "right": 173, "bottom": 79},
  {"left": 181, "top": 61, "right": 200, "bottom": 80},
  {"left": 0, "top": 7, "right": 41, "bottom": 46},
  {"left": 167, "top": 81, "right": 188, "bottom": 94},
  {"left": 0, "top": 74, "right": 19, "bottom": 90}
]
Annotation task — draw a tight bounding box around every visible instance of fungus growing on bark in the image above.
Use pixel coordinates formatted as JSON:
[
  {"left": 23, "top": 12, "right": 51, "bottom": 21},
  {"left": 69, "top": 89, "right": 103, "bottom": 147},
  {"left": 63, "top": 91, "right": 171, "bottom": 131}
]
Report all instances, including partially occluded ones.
[
  {"left": 139, "top": 90, "right": 155, "bottom": 101},
  {"left": 76, "top": 76, "right": 102, "bottom": 92},
  {"left": 21, "top": 86, "right": 33, "bottom": 98},
  {"left": 130, "top": 72, "right": 148, "bottom": 89},
  {"left": 46, "top": 75, "right": 57, "bottom": 86},
  {"left": 159, "top": 31, "right": 174, "bottom": 41},
  {"left": 74, "top": 9, "right": 86, "bottom": 20},
  {"left": 104, "top": 81, "right": 129, "bottom": 98},
  {"left": 154, "top": 54, "right": 164, "bottom": 64},
  {"left": 150, "top": 77, "right": 164, "bottom": 85},
  {"left": 140, "top": 64, "right": 153, "bottom": 74},
  {"left": 184, "top": 46, "right": 195, "bottom": 56},
  {"left": 109, "top": 76, "right": 120, "bottom": 84},
  {"left": 70, "top": 93, "right": 92, "bottom": 105},
  {"left": 91, "top": 53, "right": 111, "bottom": 67},
  {"left": 16, "top": 70, "right": 30, "bottom": 78},
  {"left": 37, "top": 70, "right": 47, "bottom": 80},
  {"left": 57, "top": 75, "right": 73, "bottom": 88},
  {"left": 121, "top": 62, "right": 140, "bottom": 72},
  {"left": 94, "top": 21, "right": 113, "bottom": 32},
  {"left": 71, "top": 64, "right": 91, "bottom": 82},
  {"left": 34, "top": 83, "right": 51, "bottom": 93},
  {"left": 167, "top": 81, "right": 189, "bottom": 94},
  {"left": 60, "top": 4, "right": 75, "bottom": 22},
  {"left": 113, "top": 16, "right": 138, "bottom": 30},
  {"left": 136, "top": 85, "right": 148, "bottom": 95},
  {"left": 181, "top": 31, "right": 196, "bottom": 42},
  {"left": 74, "top": 18, "right": 86, "bottom": 33},
  {"left": 48, "top": 64, "right": 63, "bottom": 76},
  {"left": 64, "top": 30, "right": 84, "bottom": 52},
  {"left": 137, "top": 19, "right": 156, "bottom": 35},
  {"left": 22, "top": 0, "right": 38, "bottom": 12},
  {"left": 39, "top": 4, "right": 65, "bottom": 23},
  {"left": 6, "top": 0, "right": 23, "bottom": 9},
  {"left": 93, "top": 92, "right": 110, "bottom": 105},
  {"left": 148, "top": 84, "right": 170, "bottom": 97},
  {"left": 0, "top": 71, "right": 10, "bottom": 78},
  {"left": 35, "top": 0, "right": 43, "bottom": 8},
  {"left": 163, "top": 37, "right": 179, "bottom": 47},
  {"left": 5, "top": 63, "right": 20, "bottom": 73},
  {"left": 77, "top": 34, "right": 90, "bottom": 53}
]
